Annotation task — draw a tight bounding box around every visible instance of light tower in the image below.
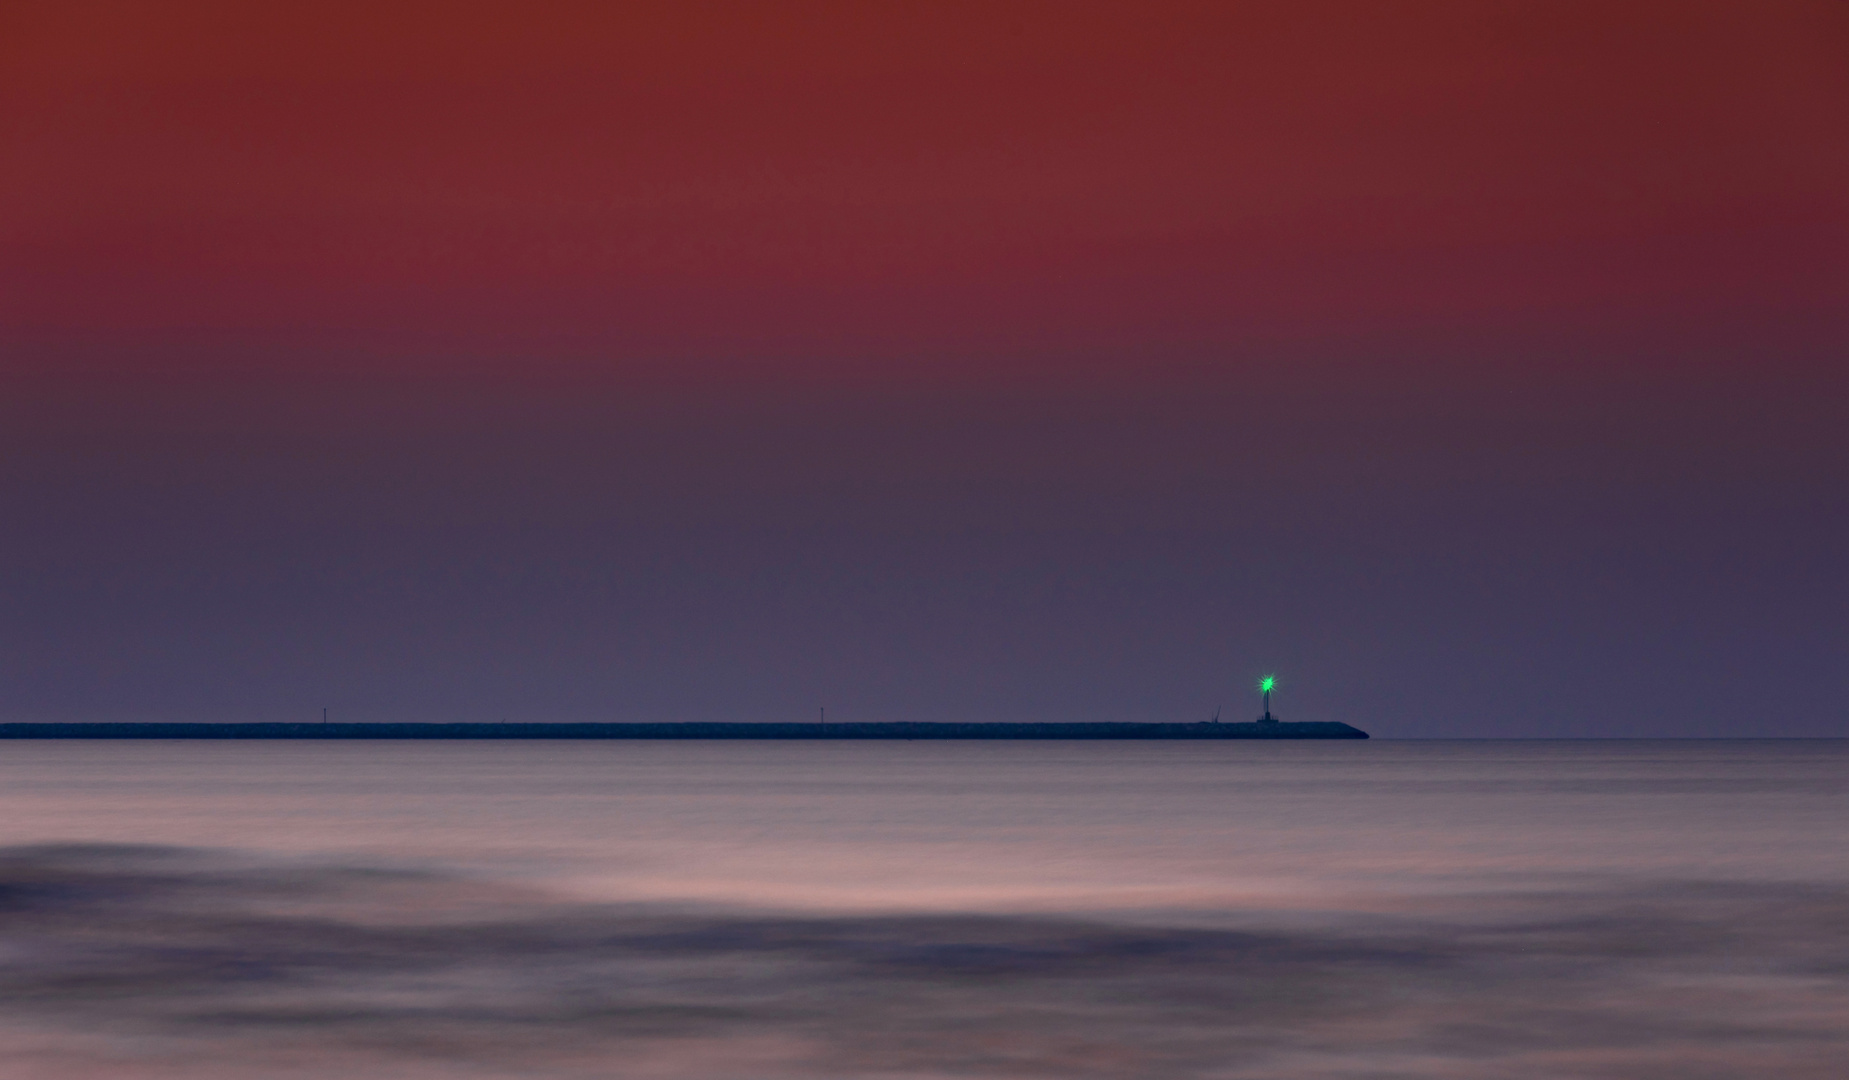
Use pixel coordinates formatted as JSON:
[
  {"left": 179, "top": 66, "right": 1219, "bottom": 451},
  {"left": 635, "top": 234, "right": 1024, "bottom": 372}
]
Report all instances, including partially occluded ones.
[{"left": 1258, "top": 675, "right": 1278, "bottom": 723}]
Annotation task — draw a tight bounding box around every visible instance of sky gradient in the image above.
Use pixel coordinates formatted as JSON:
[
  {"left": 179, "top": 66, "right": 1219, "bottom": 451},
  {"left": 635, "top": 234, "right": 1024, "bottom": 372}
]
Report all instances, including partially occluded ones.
[{"left": 3, "top": 2, "right": 1846, "bottom": 734}]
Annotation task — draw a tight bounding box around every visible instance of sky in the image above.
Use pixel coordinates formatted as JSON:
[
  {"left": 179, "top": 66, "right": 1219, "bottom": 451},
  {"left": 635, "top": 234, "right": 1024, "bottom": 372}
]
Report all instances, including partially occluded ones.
[{"left": 2, "top": 1, "right": 1846, "bottom": 735}]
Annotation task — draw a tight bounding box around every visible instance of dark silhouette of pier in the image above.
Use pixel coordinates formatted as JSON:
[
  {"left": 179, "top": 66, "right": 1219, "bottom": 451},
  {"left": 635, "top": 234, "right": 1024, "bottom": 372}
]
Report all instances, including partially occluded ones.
[{"left": 0, "top": 721, "right": 1367, "bottom": 740}]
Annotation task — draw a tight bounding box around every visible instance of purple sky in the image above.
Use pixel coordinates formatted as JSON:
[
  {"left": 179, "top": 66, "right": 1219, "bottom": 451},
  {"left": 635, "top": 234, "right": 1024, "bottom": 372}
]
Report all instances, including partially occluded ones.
[{"left": 3, "top": 2, "right": 1846, "bottom": 734}]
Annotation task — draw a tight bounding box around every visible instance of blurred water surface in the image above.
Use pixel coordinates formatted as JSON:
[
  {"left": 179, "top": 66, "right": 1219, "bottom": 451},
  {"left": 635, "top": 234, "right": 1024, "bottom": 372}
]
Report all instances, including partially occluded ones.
[{"left": 0, "top": 739, "right": 1843, "bottom": 1077}]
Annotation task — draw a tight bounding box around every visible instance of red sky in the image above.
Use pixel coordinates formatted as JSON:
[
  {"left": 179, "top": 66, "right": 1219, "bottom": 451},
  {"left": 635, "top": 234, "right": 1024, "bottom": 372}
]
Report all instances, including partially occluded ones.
[
  {"left": 2, "top": 3, "right": 1847, "bottom": 733},
  {"left": 5, "top": 0, "right": 1846, "bottom": 380}
]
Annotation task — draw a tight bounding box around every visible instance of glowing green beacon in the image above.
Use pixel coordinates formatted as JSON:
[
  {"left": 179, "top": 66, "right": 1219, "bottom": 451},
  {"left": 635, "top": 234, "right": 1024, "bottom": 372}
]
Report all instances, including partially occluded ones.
[{"left": 1257, "top": 675, "right": 1278, "bottom": 723}]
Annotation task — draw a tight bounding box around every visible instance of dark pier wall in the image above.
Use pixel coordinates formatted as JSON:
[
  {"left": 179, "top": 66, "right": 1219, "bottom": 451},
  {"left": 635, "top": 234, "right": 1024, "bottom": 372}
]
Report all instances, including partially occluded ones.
[{"left": 0, "top": 721, "right": 1367, "bottom": 740}]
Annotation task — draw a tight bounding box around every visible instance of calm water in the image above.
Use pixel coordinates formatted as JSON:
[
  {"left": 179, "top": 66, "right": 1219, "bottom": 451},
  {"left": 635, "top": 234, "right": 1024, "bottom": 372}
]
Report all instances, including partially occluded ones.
[{"left": 0, "top": 739, "right": 1843, "bottom": 1077}]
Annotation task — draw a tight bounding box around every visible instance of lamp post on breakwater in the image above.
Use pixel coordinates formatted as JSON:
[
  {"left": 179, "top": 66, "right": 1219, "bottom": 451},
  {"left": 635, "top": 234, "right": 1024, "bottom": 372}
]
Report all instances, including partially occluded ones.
[{"left": 1258, "top": 675, "right": 1278, "bottom": 723}]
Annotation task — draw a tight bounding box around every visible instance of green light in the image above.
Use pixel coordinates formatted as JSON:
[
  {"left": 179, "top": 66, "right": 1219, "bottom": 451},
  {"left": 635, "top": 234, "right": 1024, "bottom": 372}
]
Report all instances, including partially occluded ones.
[{"left": 1259, "top": 676, "right": 1276, "bottom": 694}]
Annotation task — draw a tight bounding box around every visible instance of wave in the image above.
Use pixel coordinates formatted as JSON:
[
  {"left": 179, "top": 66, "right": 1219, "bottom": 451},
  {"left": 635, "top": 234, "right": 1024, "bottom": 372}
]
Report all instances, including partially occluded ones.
[{"left": 0, "top": 845, "right": 1843, "bottom": 1078}]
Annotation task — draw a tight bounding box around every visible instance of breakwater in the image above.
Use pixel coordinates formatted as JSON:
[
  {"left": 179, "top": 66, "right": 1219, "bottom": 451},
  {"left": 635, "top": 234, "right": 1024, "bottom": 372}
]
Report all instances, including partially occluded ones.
[{"left": 0, "top": 721, "right": 1366, "bottom": 739}]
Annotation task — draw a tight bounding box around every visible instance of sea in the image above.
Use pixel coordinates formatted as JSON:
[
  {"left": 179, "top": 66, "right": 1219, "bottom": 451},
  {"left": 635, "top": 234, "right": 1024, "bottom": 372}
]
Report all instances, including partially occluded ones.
[{"left": 0, "top": 738, "right": 1842, "bottom": 1078}]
